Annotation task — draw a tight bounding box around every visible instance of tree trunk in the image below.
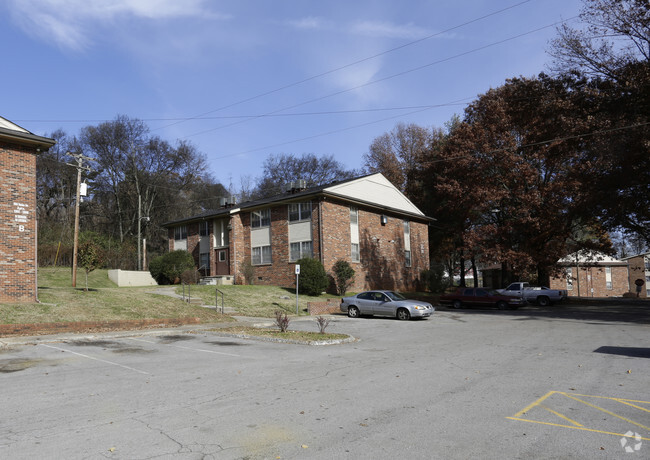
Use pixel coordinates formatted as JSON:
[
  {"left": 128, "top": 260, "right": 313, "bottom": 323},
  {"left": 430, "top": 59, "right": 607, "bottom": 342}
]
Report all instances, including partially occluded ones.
[{"left": 471, "top": 256, "right": 479, "bottom": 288}]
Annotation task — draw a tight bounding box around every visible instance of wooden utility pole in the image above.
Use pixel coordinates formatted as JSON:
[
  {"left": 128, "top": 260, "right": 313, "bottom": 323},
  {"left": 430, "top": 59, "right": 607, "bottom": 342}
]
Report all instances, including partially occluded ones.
[{"left": 67, "top": 153, "right": 94, "bottom": 288}]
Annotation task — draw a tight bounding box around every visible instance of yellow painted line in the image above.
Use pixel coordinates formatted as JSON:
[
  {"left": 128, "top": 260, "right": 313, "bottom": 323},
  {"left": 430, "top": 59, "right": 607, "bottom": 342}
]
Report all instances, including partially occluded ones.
[
  {"left": 561, "top": 392, "right": 650, "bottom": 432},
  {"left": 512, "top": 390, "right": 557, "bottom": 418},
  {"left": 570, "top": 393, "right": 650, "bottom": 404},
  {"left": 506, "top": 417, "right": 650, "bottom": 441},
  {"left": 613, "top": 399, "right": 650, "bottom": 413},
  {"left": 539, "top": 404, "right": 583, "bottom": 427}
]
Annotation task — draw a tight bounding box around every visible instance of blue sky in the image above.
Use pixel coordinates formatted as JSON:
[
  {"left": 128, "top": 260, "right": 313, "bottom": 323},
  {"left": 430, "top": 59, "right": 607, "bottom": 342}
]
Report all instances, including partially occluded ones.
[{"left": 1, "top": 0, "right": 583, "bottom": 190}]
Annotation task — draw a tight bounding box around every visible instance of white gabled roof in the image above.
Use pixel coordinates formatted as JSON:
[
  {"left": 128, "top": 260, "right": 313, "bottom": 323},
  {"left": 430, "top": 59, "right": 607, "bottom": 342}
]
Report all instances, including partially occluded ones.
[
  {"left": 0, "top": 116, "right": 30, "bottom": 133},
  {"left": 324, "top": 173, "right": 425, "bottom": 216},
  {"left": 558, "top": 250, "right": 623, "bottom": 264}
]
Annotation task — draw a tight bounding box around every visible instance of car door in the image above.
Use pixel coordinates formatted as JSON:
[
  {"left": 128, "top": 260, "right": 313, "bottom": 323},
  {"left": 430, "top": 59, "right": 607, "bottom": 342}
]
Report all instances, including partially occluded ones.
[
  {"left": 474, "top": 289, "right": 493, "bottom": 306},
  {"left": 461, "top": 288, "right": 476, "bottom": 305},
  {"left": 372, "top": 292, "right": 394, "bottom": 316},
  {"left": 355, "top": 291, "right": 379, "bottom": 315}
]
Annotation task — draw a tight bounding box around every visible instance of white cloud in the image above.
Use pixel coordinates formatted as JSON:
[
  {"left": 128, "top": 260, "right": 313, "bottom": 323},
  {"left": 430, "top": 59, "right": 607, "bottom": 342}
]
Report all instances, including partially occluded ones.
[
  {"left": 287, "top": 16, "right": 326, "bottom": 30},
  {"left": 350, "top": 20, "right": 431, "bottom": 40},
  {"left": 7, "top": 0, "right": 227, "bottom": 51}
]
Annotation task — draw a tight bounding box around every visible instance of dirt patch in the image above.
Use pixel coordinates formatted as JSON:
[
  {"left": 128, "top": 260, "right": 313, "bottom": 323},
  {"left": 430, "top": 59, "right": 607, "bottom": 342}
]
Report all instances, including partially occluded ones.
[
  {"left": 68, "top": 340, "right": 154, "bottom": 354},
  {"left": 158, "top": 334, "right": 194, "bottom": 344},
  {"left": 69, "top": 340, "right": 123, "bottom": 348},
  {"left": 0, "top": 358, "right": 44, "bottom": 373},
  {"left": 204, "top": 340, "right": 247, "bottom": 346},
  {"left": 111, "top": 347, "right": 155, "bottom": 354}
]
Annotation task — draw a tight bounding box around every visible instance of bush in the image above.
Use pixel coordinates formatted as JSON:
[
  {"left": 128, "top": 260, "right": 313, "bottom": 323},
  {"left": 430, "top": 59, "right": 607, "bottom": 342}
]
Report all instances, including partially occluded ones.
[
  {"left": 241, "top": 259, "right": 255, "bottom": 285},
  {"left": 149, "top": 250, "right": 196, "bottom": 285},
  {"left": 332, "top": 259, "right": 355, "bottom": 295},
  {"left": 315, "top": 316, "right": 331, "bottom": 334},
  {"left": 274, "top": 310, "right": 290, "bottom": 332},
  {"left": 296, "top": 257, "right": 328, "bottom": 296},
  {"left": 421, "top": 262, "right": 448, "bottom": 293}
]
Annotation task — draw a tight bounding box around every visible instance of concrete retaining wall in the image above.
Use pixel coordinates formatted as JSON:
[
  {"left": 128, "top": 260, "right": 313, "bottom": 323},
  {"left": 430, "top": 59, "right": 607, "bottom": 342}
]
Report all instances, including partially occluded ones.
[{"left": 108, "top": 269, "right": 158, "bottom": 287}]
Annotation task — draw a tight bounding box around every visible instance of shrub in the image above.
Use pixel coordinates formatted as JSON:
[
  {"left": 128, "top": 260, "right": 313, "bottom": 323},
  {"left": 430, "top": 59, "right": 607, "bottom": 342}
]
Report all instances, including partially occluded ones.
[
  {"left": 274, "top": 310, "right": 290, "bottom": 332},
  {"left": 332, "top": 259, "right": 355, "bottom": 295},
  {"left": 149, "top": 250, "right": 196, "bottom": 285},
  {"left": 315, "top": 316, "right": 331, "bottom": 334},
  {"left": 296, "top": 257, "right": 328, "bottom": 296},
  {"left": 181, "top": 269, "right": 199, "bottom": 285},
  {"left": 77, "top": 238, "right": 106, "bottom": 291},
  {"left": 241, "top": 259, "right": 255, "bottom": 285},
  {"left": 420, "top": 262, "right": 448, "bottom": 293}
]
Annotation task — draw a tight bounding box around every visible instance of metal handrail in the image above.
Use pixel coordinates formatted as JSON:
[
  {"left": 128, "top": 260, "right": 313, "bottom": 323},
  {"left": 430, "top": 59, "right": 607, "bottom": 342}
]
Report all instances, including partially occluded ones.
[
  {"left": 182, "top": 282, "right": 191, "bottom": 303},
  {"left": 216, "top": 288, "right": 224, "bottom": 314}
]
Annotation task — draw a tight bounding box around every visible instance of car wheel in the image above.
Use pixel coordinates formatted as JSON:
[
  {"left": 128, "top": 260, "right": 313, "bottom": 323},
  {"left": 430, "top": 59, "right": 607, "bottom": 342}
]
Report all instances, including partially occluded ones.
[
  {"left": 347, "top": 306, "right": 360, "bottom": 318},
  {"left": 396, "top": 308, "right": 410, "bottom": 321},
  {"left": 452, "top": 300, "right": 462, "bottom": 309},
  {"left": 537, "top": 296, "right": 551, "bottom": 307},
  {"left": 497, "top": 301, "right": 508, "bottom": 310}
]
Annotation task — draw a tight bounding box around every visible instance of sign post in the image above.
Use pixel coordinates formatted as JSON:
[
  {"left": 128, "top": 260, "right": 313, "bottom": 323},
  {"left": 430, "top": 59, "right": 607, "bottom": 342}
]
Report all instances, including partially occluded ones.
[{"left": 295, "top": 264, "right": 301, "bottom": 314}]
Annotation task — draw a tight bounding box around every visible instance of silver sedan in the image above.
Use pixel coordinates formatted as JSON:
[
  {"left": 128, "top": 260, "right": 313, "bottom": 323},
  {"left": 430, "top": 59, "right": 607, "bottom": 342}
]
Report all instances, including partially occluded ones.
[{"left": 340, "top": 290, "right": 435, "bottom": 320}]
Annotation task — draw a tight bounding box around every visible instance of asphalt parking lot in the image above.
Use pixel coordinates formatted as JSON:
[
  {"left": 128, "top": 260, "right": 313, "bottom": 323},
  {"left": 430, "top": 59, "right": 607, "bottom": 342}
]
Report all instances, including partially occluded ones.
[{"left": 1, "top": 302, "right": 648, "bottom": 459}]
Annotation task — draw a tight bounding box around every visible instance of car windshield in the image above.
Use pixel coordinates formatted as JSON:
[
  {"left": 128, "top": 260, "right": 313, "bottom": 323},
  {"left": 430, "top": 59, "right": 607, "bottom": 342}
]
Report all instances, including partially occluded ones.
[
  {"left": 485, "top": 289, "right": 501, "bottom": 296},
  {"left": 385, "top": 291, "right": 406, "bottom": 301}
]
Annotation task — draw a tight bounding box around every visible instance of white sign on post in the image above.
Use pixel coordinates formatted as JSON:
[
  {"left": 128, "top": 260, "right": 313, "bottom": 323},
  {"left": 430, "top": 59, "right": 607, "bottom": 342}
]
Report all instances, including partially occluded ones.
[{"left": 295, "top": 264, "right": 300, "bottom": 314}]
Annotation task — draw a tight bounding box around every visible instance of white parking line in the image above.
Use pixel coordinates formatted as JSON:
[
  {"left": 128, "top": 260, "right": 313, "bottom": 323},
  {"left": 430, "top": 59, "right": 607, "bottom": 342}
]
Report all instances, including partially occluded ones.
[
  {"left": 40, "top": 344, "right": 150, "bottom": 375},
  {"left": 128, "top": 337, "right": 242, "bottom": 357}
]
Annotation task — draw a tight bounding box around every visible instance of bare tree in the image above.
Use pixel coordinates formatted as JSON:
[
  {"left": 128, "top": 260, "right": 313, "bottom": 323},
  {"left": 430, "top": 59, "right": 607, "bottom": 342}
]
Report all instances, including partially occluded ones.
[
  {"left": 549, "top": 0, "right": 650, "bottom": 79},
  {"left": 253, "top": 153, "right": 358, "bottom": 199}
]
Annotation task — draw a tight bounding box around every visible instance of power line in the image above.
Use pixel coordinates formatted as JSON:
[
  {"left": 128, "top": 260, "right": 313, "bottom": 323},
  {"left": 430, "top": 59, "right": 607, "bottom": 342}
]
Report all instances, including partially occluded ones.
[
  {"left": 183, "top": 16, "right": 578, "bottom": 141},
  {"left": 152, "top": 0, "right": 537, "bottom": 132},
  {"left": 13, "top": 102, "right": 470, "bottom": 124}
]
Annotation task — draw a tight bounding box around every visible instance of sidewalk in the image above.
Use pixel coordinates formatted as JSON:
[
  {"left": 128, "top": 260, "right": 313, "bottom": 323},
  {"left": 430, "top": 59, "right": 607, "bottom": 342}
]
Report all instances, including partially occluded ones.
[{"left": 0, "top": 313, "right": 329, "bottom": 348}]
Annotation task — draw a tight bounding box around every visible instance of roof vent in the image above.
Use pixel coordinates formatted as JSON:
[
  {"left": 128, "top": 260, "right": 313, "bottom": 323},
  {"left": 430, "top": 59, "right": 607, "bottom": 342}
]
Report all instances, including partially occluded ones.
[{"left": 287, "top": 179, "right": 307, "bottom": 194}]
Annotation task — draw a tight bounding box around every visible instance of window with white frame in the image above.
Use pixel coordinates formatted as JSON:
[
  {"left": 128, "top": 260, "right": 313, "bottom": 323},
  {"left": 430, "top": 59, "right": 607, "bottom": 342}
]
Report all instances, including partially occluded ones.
[
  {"left": 566, "top": 267, "right": 573, "bottom": 290},
  {"left": 251, "top": 209, "right": 270, "bottom": 228},
  {"left": 252, "top": 245, "right": 272, "bottom": 265},
  {"left": 199, "top": 221, "right": 209, "bottom": 236},
  {"left": 290, "top": 241, "right": 313, "bottom": 261},
  {"left": 605, "top": 266, "right": 613, "bottom": 290},
  {"left": 174, "top": 225, "right": 187, "bottom": 240},
  {"left": 404, "top": 220, "right": 411, "bottom": 267},
  {"left": 350, "top": 207, "right": 360, "bottom": 262},
  {"left": 199, "top": 252, "right": 209, "bottom": 270},
  {"left": 351, "top": 243, "right": 360, "bottom": 262},
  {"left": 288, "top": 202, "right": 311, "bottom": 222}
]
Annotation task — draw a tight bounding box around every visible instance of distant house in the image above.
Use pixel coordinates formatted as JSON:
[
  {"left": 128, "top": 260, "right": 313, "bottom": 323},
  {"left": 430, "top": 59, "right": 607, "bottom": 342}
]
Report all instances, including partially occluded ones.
[
  {"left": 621, "top": 252, "right": 650, "bottom": 298},
  {"left": 549, "top": 250, "right": 629, "bottom": 298},
  {"left": 0, "top": 116, "right": 55, "bottom": 303},
  {"left": 163, "top": 173, "right": 432, "bottom": 292}
]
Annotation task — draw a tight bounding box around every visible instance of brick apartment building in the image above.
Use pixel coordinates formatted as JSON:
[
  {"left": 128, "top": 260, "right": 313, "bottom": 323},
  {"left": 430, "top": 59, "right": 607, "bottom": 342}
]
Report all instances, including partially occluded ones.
[
  {"left": 0, "top": 116, "right": 55, "bottom": 303},
  {"left": 549, "top": 250, "right": 630, "bottom": 298},
  {"left": 622, "top": 251, "right": 650, "bottom": 298},
  {"left": 164, "top": 173, "right": 432, "bottom": 292}
]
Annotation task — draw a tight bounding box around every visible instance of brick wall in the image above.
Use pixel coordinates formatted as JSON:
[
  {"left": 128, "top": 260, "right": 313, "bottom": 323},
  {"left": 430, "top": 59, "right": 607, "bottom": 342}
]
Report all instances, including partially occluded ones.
[
  {"left": 0, "top": 142, "right": 38, "bottom": 303},
  {"left": 167, "top": 198, "right": 430, "bottom": 293},
  {"left": 549, "top": 264, "right": 630, "bottom": 297},
  {"left": 230, "top": 213, "right": 245, "bottom": 284},
  {"left": 308, "top": 299, "right": 341, "bottom": 315},
  {"left": 626, "top": 255, "right": 648, "bottom": 298},
  {"left": 319, "top": 199, "right": 429, "bottom": 292}
]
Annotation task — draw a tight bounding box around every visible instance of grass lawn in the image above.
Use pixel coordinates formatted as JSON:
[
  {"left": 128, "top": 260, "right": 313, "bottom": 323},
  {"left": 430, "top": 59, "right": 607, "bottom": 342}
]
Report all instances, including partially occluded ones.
[
  {"left": 175, "top": 283, "right": 341, "bottom": 317},
  {"left": 0, "top": 268, "right": 342, "bottom": 327}
]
